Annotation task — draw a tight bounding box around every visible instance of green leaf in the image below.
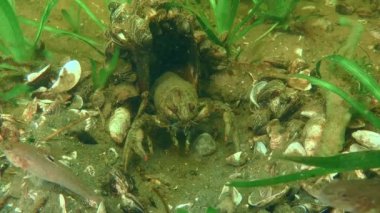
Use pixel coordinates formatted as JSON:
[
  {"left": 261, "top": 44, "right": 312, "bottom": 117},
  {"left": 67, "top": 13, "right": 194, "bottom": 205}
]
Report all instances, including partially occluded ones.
[
  {"left": 0, "top": 0, "right": 32, "bottom": 62},
  {"left": 228, "top": 167, "right": 338, "bottom": 187},
  {"left": 61, "top": 9, "right": 80, "bottom": 33},
  {"left": 33, "top": 0, "right": 59, "bottom": 47},
  {"left": 294, "top": 74, "right": 380, "bottom": 128},
  {"left": 262, "top": 0, "right": 299, "bottom": 22},
  {"left": 228, "top": 151, "right": 380, "bottom": 188},
  {"left": 74, "top": 0, "right": 106, "bottom": 31},
  {"left": 206, "top": 207, "right": 219, "bottom": 213},
  {"left": 91, "top": 47, "right": 120, "bottom": 89},
  {"left": 212, "top": 0, "right": 239, "bottom": 34},
  {"left": 281, "top": 150, "right": 380, "bottom": 170},
  {"left": 318, "top": 55, "right": 380, "bottom": 102},
  {"left": 0, "top": 84, "right": 31, "bottom": 102},
  {"left": 19, "top": 17, "right": 104, "bottom": 56}
]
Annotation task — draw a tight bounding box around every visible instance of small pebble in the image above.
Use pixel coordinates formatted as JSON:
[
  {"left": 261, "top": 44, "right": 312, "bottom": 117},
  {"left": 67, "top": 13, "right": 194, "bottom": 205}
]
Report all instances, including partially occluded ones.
[{"left": 193, "top": 133, "right": 217, "bottom": 156}]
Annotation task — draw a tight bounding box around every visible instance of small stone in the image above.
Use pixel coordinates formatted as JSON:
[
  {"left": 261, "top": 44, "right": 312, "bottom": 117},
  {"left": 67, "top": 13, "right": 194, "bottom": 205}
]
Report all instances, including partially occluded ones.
[{"left": 193, "top": 133, "right": 217, "bottom": 156}]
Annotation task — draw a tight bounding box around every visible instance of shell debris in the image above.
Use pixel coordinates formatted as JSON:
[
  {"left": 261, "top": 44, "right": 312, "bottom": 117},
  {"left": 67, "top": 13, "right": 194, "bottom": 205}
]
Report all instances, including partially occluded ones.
[
  {"left": 352, "top": 130, "right": 380, "bottom": 149},
  {"left": 109, "top": 107, "right": 132, "bottom": 144},
  {"left": 50, "top": 60, "right": 81, "bottom": 93}
]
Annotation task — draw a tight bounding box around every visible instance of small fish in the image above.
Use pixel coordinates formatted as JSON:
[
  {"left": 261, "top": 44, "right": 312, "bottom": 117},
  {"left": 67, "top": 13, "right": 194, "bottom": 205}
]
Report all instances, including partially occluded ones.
[
  {"left": 317, "top": 179, "right": 380, "bottom": 212},
  {"left": 0, "top": 141, "right": 102, "bottom": 207}
]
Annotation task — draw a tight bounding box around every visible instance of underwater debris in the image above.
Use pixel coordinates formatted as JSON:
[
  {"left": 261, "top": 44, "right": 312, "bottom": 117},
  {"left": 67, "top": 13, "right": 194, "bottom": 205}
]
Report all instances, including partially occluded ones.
[{"left": 109, "top": 107, "right": 131, "bottom": 144}]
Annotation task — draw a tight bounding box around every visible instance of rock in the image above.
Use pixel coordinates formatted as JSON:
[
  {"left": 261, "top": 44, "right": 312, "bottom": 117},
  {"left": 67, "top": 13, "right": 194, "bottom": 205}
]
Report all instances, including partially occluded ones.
[{"left": 193, "top": 133, "right": 217, "bottom": 156}]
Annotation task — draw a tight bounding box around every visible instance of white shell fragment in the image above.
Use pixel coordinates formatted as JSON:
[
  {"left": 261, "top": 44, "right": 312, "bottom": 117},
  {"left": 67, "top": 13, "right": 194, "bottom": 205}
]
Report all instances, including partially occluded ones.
[
  {"left": 226, "top": 151, "right": 248, "bottom": 166},
  {"left": 349, "top": 143, "right": 368, "bottom": 152},
  {"left": 59, "top": 194, "right": 67, "bottom": 213},
  {"left": 218, "top": 185, "right": 243, "bottom": 206},
  {"left": 109, "top": 107, "right": 131, "bottom": 144},
  {"left": 352, "top": 130, "right": 380, "bottom": 149},
  {"left": 255, "top": 142, "right": 268, "bottom": 156},
  {"left": 174, "top": 203, "right": 193, "bottom": 211},
  {"left": 284, "top": 141, "right": 307, "bottom": 156},
  {"left": 303, "top": 115, "right": 325, "bottom": 156},
  {"left": 50, "top": 60, "right": 81, "bottom": 93},
  {"left": 96, "top": 201, "right": 106, "bottom": 213},
  {"left": 249, "top": 81, "right": 267, "bottom": 108}
]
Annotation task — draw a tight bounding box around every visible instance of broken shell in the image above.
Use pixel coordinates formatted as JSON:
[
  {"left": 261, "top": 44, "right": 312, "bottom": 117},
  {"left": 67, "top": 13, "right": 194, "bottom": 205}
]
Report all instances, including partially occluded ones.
[
  {"left": 50, "top": 60, "right": 81, "bottom": 93},
  {"left": 174, "top": 203, "right": 193, "bottom": 212},
  {"left": 348, "top": 118, "right": 366, "bottom": 129},
  {"left": 249, "top": 81, "right": 267, "bottom": 108},
  {"left": 268, "top": 88, "right": 300, "bottom": 119},
  {"left": 96, "top": 201, "right": 106, "bottom": 213},
  {"left": 225, "top": 151, "right": 248, "bottom": 166},
  {"left": 69, "top": 95, "right": 83, "bottom": 109},
  {"left": 26, "top": 64, "right": 53, "bottom": 88},
  {"left": 254, "top": 141, "right": 268, "bottom": 156},
  {"left": 218, "top": 185, "right": 242, "bottom": 206},
  {"left": 248, "top": 186, "right": 290, "bottom": 208},
  {"left": 287, "top": 58, "right": 308, "bottom": 74},
  {"left": 257, "top": 80, "right": 286, "bottom": 103},
  {"left": 352, "top": 130, "right": 380, "bottom": 149},
  {"left": 109, "top": 107, "right": 131, "bottom": 144},
  {"left": 287, "top": 69, "right": 312, "bottom": 91},
  {"left": 284, "top": 141, "right": 306, "bottom": 156},
  {"left": 349, "top": 143, "right": 368, "bottom": 152},
  {"left": 109, "top": 169, "right": 144, "bottom": 212}
]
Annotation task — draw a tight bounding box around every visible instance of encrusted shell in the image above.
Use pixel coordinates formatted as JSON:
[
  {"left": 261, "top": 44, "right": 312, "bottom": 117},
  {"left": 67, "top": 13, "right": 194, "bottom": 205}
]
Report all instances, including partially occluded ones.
[
  {"left": 248, "top": 186, "right": 290, "bottom": 208},
  {"left": 352, "top": 130, "right": 380, "bottom": 149},
  {"left": 109, "top": 107, "right": 131, "bottom": 144},
  {"left": 109, "top": 3, "right": 152, "bottom": 48},
  {"left": 50, "top": 60, "right": 81, "bottom": 93},
  {"left": 287, "top": 69, "right": 312, "bottom": 91},
  {"left": 303, "top": 115, "right": 325, "bottom": 156},
  {"left": 267, "top": 119, "right": 289, "bottom": 150},
  {"left": 225, "top": 151, "right": 248, "bottom": 166}
]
